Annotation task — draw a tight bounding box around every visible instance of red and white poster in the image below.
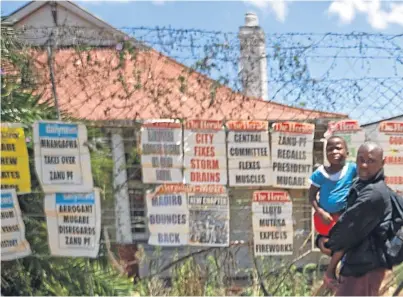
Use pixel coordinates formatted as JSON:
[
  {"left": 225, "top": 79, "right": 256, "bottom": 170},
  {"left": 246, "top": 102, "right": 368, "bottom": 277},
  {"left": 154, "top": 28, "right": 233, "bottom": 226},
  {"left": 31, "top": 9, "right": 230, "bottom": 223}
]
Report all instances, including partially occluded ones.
[
  {"left": 146, "top": 184, "right": 230, "bottom": 247},
  {"left": 188, "top": 185, "right": 229, "bottom": 247},
  {"left": 227, "top": 121, "right": 271, "bottom": 187},
  {"left": 141, "top": 120, "right": 183, "bottom": 184},
  {"left": 252, "top": 191, "right": 293, "bottom": 256},
  {"left": 271, "top": 122, "right": 315, "bottom": 189},
  {"left": 184, "top": 120, "right": 227, "bottom": 185},
  {"left": 377, "top": 121, "right": 403, "bottom": 194},
  {"left": 146, "top": 184, "right": 189, "bottom": 246},
  {"left": 324, "top": 120, "right": 365, "bottom": 165}
]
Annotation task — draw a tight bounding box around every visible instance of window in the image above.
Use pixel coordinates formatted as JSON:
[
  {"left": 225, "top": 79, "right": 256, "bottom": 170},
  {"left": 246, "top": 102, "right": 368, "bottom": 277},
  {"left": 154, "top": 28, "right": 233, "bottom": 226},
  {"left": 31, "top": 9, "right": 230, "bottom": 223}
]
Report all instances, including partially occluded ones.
[{"left": 128, "top": 188, "right": 148, "bottom": 241}]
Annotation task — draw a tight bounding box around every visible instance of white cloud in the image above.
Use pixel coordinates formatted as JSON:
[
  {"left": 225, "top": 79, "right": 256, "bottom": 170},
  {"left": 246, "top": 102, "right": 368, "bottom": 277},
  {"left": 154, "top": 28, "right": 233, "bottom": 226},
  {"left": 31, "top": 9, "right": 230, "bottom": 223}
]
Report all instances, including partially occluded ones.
[
  {"left": 328, "top": 0, "right": 356, "bottom": 23},
  {"left": 244, "top": 0, "right": 288, "bottom": 22},
  {"left": 388, "top": 3, "right": 403, "bottom": 26},
  {"left": 328, "top": 0, "right": 403, "bottom": 30}
]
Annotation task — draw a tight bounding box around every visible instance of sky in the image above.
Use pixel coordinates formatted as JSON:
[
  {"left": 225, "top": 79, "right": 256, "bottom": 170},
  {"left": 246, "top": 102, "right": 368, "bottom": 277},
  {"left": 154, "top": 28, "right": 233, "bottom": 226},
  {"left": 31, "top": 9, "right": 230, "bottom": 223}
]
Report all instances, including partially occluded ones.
[
  {"left": 2, "top": 0, "right": 403, "bottom": 34},
  {"left": 1, "top": 0, "right": 402, "bottom": 123}
]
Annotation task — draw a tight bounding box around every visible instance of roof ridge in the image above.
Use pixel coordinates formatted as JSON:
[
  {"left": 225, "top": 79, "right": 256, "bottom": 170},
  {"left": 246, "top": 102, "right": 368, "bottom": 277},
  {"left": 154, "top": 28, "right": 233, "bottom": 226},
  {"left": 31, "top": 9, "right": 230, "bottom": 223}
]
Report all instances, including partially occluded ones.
[{"left": 51, "top": 47, "right": 347, "bottom": 119}]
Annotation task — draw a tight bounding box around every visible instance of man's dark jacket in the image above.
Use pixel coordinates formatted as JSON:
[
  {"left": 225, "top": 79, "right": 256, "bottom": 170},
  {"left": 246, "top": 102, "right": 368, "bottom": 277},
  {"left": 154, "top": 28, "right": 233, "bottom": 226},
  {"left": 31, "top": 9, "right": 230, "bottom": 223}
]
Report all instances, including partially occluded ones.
[{"left": 325, "top": 169, "right": 393, "bottom": 277}]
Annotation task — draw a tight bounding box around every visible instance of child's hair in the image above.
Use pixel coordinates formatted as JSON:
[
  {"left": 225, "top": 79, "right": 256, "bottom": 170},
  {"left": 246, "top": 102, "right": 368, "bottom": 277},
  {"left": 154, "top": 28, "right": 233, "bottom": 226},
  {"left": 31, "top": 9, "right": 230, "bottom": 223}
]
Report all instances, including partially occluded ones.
[{"left": 326, "top": 135, "right": 348, "bottom": 151}]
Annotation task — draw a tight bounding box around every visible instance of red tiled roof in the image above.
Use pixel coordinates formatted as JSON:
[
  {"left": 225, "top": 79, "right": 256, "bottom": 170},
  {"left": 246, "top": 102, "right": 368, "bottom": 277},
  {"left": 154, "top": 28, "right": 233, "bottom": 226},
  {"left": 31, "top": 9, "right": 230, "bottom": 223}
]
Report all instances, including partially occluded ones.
[{"left": 31, "top": 48, "right": 347, "bottom": 121}]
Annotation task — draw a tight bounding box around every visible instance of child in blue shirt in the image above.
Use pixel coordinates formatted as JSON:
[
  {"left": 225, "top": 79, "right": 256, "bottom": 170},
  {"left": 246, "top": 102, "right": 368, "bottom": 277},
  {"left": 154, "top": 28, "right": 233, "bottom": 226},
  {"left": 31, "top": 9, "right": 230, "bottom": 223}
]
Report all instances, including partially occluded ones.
[{"left": 309, "top": 136, "right": 357, "bottom": 291}]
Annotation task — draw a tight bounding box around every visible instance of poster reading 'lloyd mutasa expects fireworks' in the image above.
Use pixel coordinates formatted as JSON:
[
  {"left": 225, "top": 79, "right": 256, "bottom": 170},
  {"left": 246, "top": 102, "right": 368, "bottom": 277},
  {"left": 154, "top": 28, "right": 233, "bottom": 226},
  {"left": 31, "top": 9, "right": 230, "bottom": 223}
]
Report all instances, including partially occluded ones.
[{"left": 252, "top": 191, "right": 294, "bottom": 256}]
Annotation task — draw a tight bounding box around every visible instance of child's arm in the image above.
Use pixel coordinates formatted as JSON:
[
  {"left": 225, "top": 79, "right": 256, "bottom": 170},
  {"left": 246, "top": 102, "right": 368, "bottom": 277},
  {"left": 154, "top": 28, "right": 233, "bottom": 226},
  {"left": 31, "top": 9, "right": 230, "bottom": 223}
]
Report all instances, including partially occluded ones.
[
  {"left": 309, "top": 185, "right": 333, "bottom": 224},
  {"left": 326, "top": 250, "right": 344, "bottom": 280}
]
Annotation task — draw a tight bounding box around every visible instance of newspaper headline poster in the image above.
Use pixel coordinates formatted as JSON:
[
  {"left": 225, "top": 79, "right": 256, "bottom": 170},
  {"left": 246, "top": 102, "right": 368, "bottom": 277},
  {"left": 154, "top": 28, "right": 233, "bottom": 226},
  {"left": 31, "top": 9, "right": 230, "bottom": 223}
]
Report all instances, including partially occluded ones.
[
  {"left": 377, "top": 121, "right": 403, "bottom": 194},
  {"left": 324, "top": 120, "right": 365, "bottom": 165},
  {"left": 227, "top": 121, "right": 271, "bottom": 187},
  {"left": 1, "top": 123, "right": 31, "bottom": 194},
  {"left": 146, "top": 184, "right": 230, "bottom": 246},
  {"left": 1, "top": 189, "right": 32, "bottom": 261},
  {"left": 252, "top": 191, "right": 293, "bottom": 256},
  {"left": 33, "top": 121, "right": 93, "bottom": 193},
  {"left": 141, "top": 120, "right": 183, "bottom": 184},
  {"left": 188, "top": 185, "right": 229, "bottom": 247},
  {"left": 146, "top": 184, "right": 189, "bottom": 246},
  {"left": 44, "top": 189, "right": 101, "bottom": 258},
  {"left": 271, "top": 122, "right": 315, "bottom": 189},
  {"left": 184, "top": 120, "right": 227, "bottom": 185}
]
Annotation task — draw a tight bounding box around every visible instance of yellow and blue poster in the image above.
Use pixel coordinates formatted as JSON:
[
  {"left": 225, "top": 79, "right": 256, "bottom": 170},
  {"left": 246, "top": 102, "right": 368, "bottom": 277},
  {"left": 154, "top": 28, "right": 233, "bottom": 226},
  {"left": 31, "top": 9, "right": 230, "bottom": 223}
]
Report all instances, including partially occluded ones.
[{"left": 1, "top": 123, "right": 31, "bottom": 194}]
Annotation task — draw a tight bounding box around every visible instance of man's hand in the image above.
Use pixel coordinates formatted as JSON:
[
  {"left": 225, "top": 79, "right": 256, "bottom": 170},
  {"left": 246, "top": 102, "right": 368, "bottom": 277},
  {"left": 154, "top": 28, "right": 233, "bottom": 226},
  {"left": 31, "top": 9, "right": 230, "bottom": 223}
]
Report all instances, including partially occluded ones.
[{"left": 318, "top": 209, "right": 333, "bottom": 225}]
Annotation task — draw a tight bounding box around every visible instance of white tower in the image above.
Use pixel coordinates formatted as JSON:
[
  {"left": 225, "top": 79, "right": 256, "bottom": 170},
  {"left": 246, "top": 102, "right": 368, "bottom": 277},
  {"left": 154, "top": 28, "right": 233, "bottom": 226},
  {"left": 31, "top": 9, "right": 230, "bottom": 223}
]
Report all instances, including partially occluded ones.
[{"left": 238, "top": 12, "right": 269, "bottom": 101}]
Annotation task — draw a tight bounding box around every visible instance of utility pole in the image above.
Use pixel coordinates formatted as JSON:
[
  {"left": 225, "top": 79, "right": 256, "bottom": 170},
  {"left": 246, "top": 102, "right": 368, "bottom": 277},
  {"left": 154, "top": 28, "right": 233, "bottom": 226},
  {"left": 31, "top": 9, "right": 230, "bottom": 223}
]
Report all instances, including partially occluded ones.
[{"left": 47, "top": 1, "right": 61, "bottom": 120}]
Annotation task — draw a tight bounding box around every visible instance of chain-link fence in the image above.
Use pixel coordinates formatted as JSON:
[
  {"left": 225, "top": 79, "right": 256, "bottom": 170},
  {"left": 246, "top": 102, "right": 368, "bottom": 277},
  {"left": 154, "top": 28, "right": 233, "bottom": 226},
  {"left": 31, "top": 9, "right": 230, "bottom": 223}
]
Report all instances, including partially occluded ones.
[{"left": 1, "top": 25, "right": 402, "bottom": 295}]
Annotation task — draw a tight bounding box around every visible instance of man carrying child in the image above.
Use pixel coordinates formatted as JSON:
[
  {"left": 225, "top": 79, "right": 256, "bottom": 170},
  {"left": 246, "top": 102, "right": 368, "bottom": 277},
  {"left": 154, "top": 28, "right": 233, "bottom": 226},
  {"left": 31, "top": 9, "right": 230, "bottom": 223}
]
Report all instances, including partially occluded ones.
[{"left": 322, "top": 142, "right": 393, "bottom": 295}]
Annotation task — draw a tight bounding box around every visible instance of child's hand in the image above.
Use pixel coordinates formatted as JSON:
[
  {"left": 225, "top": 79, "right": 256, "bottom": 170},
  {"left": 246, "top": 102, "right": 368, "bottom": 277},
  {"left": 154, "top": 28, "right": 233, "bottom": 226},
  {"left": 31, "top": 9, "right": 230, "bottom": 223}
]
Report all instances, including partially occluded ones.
[{"left": 318, "top": 209, "right": 333, "bottom": 225}]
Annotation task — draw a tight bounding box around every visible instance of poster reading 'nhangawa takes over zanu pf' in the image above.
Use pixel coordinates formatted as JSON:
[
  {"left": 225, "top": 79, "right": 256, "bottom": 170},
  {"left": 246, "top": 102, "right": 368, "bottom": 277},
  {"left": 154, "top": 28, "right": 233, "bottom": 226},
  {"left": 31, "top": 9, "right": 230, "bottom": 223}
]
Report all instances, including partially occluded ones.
[
  {"left": 227, "top": 121, "right": 271, "bottom": 187},
  {"left": 252, "top": 191, "right": 293, "bottom": 256},
  {"left": 184, "top": 120, "right": 227, "bottom": 185},
  {"left": 271, "top": 122, "right": 314, "bottom": 189},
  {"left": 141, "top": 120, "right": 183, "bottom": 184},
  {"left": 33, "top": 121, "right": 93, "bottom": 193}
]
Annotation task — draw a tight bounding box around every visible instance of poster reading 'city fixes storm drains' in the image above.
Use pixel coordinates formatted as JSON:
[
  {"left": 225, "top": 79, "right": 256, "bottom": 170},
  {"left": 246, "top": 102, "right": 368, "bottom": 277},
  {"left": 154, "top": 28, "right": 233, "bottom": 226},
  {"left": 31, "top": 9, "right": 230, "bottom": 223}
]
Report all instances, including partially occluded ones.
[
  {"left": 1, "top": 189, "right": 32, "bottom": 261},
  {"left": 184, "top": 120, "right": 227, "bottom": 185},
  {"left": 33, "top": 121, "right": 94, "bottom": 193},
  {"left": 146, "top": 184, "right": 229, "bottom": 246},
  {"left": 44, "top": 189, "right": 101, "bottom": 258},
  {"left": 252, "top": 191, "right": 293, "bottom": 256}
]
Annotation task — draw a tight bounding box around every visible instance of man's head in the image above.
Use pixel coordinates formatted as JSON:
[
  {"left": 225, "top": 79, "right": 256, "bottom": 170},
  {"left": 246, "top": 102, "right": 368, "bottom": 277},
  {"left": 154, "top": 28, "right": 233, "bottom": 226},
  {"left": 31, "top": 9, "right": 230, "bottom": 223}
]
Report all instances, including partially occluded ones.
[
  {"left": 356, "top": 142, "right": 384, "bottom": 181},
  {"left": 326, "top": 136, "right": 348, "bottom": 165}
]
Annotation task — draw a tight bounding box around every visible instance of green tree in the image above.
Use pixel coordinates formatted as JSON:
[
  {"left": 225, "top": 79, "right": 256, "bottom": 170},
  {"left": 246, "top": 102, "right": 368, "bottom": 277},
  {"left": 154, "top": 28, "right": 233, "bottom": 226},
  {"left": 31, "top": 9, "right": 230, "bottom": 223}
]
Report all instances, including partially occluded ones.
[{"left": 1, "top": 28, "right": 133, "bottom": 296}]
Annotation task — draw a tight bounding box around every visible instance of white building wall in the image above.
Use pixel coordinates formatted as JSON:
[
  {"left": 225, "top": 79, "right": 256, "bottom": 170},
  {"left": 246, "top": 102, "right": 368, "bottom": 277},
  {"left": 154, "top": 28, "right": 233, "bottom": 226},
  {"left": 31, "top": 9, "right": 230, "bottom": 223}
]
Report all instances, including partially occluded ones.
[
  {"left": 11, "top": 2, "right": 120, "bottom": 46},
  {"left": 362, "top": 115, "right": 403, "bottom": 141}
]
